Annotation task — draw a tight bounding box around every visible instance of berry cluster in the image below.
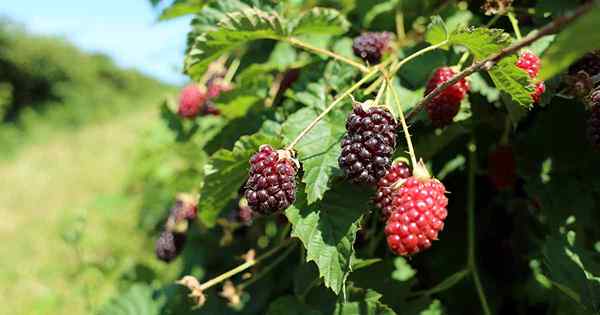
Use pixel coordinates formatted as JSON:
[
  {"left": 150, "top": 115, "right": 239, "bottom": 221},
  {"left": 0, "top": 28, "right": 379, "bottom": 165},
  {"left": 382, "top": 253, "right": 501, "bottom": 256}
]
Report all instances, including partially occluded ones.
[
  {"left": 382, "top": 167, "right": 448, "bottom": 256},
  {"left": 352, "top": 32, "right": 392, "bottom": 65},
  {"left": 177, "top": 78, "right": 231, "bottom": 119},
  {"left": 569, "top": 50, "right": 600, "bottom": 77},
  {"left": 425, "top": 67, "right": 470, "bottom": 127},
  {"left": 374, "top": 160, "right": 412, "bottom": 219},
  {"left": 154, "top": 194, "right": 197, "bottom": 263},
  {"left": 515, "top": 51, "right": 545, "bottom": 104},
  {"left": 244, "top": 145, "right": 298, "bottom": 215},
  {"left": 339, "top": 102, "right": 397, "bottom": 185},
  {"left": 588, "top": 91, "right": 600, "bottom": 148}
]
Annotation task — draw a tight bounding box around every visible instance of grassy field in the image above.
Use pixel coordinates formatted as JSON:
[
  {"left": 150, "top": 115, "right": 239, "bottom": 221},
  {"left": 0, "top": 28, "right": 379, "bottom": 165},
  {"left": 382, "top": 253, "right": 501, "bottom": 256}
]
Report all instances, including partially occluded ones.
[{"left": 0, "top": 108, "right": 168, "bottom": 314}]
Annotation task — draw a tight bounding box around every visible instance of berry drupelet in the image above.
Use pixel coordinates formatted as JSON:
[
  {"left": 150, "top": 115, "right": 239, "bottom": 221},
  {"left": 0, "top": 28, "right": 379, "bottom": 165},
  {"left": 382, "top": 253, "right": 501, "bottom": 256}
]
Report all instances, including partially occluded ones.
[
  {"left": 339, "top": 102, "right": 397, "bottom": 185},
  {"left": 244, "top": 145, "right": 298, "bottom": 215},
  {"left": 374, "top": 160, "right": 412, "bottom": 219}
]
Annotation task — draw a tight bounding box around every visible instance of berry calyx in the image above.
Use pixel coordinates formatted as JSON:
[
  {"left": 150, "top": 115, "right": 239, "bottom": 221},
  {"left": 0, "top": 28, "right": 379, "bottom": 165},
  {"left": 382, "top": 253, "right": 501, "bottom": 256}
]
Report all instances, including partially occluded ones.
[
  {"left": 425, "top": 67, "right": 470, "bottom": 128},
  {"left": 155, "top": 230, "right": 187, "bottom": 263},
  {"left": 384, "top": 167, "right": 448, "bottom": 256},
  {"left": 515, "top": 51, "right": 544, "bottom": 104},
  {"left": 244, "top": 145, "right": 299, "bottom": 215},
  {"left": 178, "top": 84, "right": 206, "bottom": 118},
  {"left": 352, "top": 32, "right": 392, "bottom": 64},
  {"left": 488, "top": 145, "right": 517, "bottom": 190},
  {"left": 339, "top": 102, "right": 398, "bottom": 185},
  {"left": 375, "top": 160, "right": 412, "bottom": 219}
]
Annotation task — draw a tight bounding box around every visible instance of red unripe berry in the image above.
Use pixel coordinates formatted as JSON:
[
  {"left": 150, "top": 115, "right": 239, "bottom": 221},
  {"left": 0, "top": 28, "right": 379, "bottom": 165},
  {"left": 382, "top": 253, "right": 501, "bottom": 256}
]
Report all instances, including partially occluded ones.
[
  {"left": 532, "top": 81, "right": 545, "bottom": 104},
  {"left": 425, "top": 67, "right": 470, "bottom": 127},
  {"left": 488, "top": 145, "right": 517, "bottom": 190},
  {"left": 178, "top": 84, "right": 206, "bottom": 118},
  {"left": 516, "top": 51, "right": 541, "bottom": 78},
  {"left": 374, "top": 160, "right": 412, "bottom": 219},
  {"left": 384, "top": 175, "right": 448, "bottom": 256}
]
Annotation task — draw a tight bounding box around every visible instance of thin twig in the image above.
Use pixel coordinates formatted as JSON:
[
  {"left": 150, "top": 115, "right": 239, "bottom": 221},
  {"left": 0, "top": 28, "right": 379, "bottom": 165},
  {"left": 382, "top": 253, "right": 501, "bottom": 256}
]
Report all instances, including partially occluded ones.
[
  {"left": 238, "top": 242, "right": 297, "bottom": 290},
  {"left": 388, "top": 77, "right": 418, "bottom": 167},
  {"left": 406, "top": 2, "right": 595, "bottom": 122},
  {"left": 287, "top": 37, "right": 369, "bottom": 73}
]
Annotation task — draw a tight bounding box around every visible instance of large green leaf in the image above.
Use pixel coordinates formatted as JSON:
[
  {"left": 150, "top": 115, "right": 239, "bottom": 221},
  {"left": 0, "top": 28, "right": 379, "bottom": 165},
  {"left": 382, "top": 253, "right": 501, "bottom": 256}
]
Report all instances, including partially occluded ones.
[
  {"left": 98, "top": 284, "right": 165, "bottom": 315},
  {"left": 282, "top": 106, "right": 346, "bottom": 204},
  {"left": 451, "top": 27, "right": 533, "bottom": 108},
  {"left": 539, "top": 6, "right": 600, "bottom": 80},
  {"left": 425, "top": 16, "right": 449, "bottom": 46},
  {"left": 158, "top": 0, "right": 208, "bottom": 20},
  {"left": 285, "top": 184, "right": 370, "bottom": 294},
  {"left": 334, "top": 287, "right": 397, "bottom": 315},
  {"left": 290, "top": 7, "right": 350, "bottom": 36},
  {"left": 198, "top": 132, "right": 281, "bottom": 227},
  {"left": 185, "top": 8, "right": 287, "bottom": 80}
]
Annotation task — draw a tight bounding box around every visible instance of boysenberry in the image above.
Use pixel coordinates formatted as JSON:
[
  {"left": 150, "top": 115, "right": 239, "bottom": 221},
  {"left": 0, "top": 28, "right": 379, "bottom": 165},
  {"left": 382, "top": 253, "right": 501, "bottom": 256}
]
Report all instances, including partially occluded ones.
[
  {"left": 352, "top": 32, "right": 392, "bottom": 64},
  {"left": 339, "top": 102, "right": 397, "bottom": 185},
  {"left": 244, "top": 145, "right": 298, "bottom": 215},
  {"left": 384, "top": 164, "right": 448, "bottom": 256},
  {"left": 374, "top": 160, "right": 412, "bottom": 219},
  {"left": 488, "top": 145, "right": 517, "bottom": 190},
  {"left": 155, "top": 231, "right": 187, "bottom": 262},
  {"left": 569, "top": 51, "right": 600, "bottom": 77},
  {"left": 588, "top": 105, "right": 600, "bottom": 148},
  {"left": 178, "top": 84, "right": 206, "bottom": 118},
  {"left": 425, "top": 67, "right": 469, "bottom": 127}
]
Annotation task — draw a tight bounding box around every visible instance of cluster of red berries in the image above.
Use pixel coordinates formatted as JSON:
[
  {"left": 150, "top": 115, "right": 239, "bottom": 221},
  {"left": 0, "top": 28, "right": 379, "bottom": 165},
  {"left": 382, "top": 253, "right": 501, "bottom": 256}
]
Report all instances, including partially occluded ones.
[
  {"left": 177, "top": 78, "right": 231, "bottom": 119},
  {"left": 155, "top": 194, "right": 197, "bottom": 262},
  {"left": 515, "top": 51, "right": 545, "bottom": 104},
  {"left": 424, "top": 67, "right": 470, "bottom": 127}
]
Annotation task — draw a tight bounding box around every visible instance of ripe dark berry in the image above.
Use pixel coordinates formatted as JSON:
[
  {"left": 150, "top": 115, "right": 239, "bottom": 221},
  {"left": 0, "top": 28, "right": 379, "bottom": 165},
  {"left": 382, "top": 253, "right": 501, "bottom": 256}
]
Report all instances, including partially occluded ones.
[
  {"left": 425, "top": 67, "right": 469, "bottom": 127},
  {"left": 352, "top": 32, "right": 392, "bottom": 64},
  {"left": 339, "top": 103, "right": 397, "bottom": 185},
  {"left": 516, "top": 51, "right": 541, "bottom": 78},
  {"left": 488, "top": 145, "right": 517, "bottom": 190},
  {"left": 244, "top": 145, "right": 298, "bottom": 215},
  {"left": 568, "top": 51, "right": 600, "bottom": 77},
  {"left": 375, "top": 160, "right": 412, "bottom": 219},
  {"left": 384, "top": 174, "right": 448, "bottom": 256},
  {"left": 155, "top": 231, "right": 187, "bottom": 262},
  {"left": 588, "top": 105, "right": 600, "bottom": 148},
  {"left": 178, "top": 84, "right": 206, "bottom": 118}
]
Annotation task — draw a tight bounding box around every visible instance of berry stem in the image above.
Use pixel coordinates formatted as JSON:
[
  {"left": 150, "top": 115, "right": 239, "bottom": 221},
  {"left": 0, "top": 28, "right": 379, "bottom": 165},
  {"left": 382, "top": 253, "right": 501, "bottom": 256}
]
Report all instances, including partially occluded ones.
[
  {"left": 395, "top": 10, "right": 406, "bottom": 41},
  {"left": 467, "top": 139, "right": 492, "bottom": 315},
  {"left": 374, "top": 80, "right": 387, "bottom": 105},
  {"left": 237, "top": 242, "right": 297, "bottom": 290},
  {"left": 223, "top": 58, "right": 240, "bottom": 84},
  {"left": 388, "top": 77, "right": 418, "bottom": 167},
  {"left": 194, "top": 239, "right": 293, "bottom": 291},
  {"left": 286, "top": 37, "right": 369, "bottom": 73},
  {"left": 507, "top": 11, "right": 523, "bottom": 40},
  {"left": 285, "top": 60, "right": 391, "bottom": 150},
  {"left": 406, "top": 2, "right": 594, "bottom": 122}
]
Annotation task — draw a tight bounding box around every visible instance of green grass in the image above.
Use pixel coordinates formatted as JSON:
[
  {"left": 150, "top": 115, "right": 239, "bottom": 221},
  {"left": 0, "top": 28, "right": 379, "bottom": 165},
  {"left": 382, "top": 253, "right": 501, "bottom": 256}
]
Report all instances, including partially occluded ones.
[{"left": 0, "top": 107, "right": 174, "bottom": 315}]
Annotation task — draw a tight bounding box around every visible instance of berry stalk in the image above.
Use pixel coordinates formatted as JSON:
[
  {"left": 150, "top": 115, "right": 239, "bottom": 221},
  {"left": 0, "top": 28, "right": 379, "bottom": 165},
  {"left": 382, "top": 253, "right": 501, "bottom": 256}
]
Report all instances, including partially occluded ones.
[
  {"left": 285, "top": 60, "right": 392, "bottom": 151},
  {"left": 406, "top": 2, "right": 595, "bottom": 122},
  {"left": 287, "top": 37, "right": 369, "bottom": 73},
  {"left": 388, "top": 77, "right": 418, "bottom": 167},
  {"left": 507, "top": 11, "right": 522, "bottom": 40}
]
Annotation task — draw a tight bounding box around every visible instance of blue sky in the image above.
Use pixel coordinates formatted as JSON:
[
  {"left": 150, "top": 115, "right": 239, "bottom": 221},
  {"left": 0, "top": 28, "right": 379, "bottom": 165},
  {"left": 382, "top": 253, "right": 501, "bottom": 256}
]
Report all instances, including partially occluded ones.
[{"left": 0, "top": 1, "right": 192, "bottom": 84}]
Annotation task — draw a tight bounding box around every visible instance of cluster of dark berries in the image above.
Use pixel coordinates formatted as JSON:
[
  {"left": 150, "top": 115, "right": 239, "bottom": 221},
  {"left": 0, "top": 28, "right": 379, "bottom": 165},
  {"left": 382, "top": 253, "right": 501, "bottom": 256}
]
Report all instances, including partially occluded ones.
[
  {"left": 569, "top": 51, "right": 600, "bottom": 77},
  {"left": 515, "top": 51, "right": 545, "bottom": 104},
  {"left": 352, "top": 32, "right": 392, "bottom": 65},
  {"left": 488, "top": 145, "right": 517, "bottom": 190},
  {"left": 155, "top": 194, "right": 198, "bottom": 263},
  {"left": 565, "top": 51, "right": 600, "bottom": 99},
  {"left": 339, "top": 102, "right": 398, "bottom": 185},
  {"left": 588, "top": 90, "right": 600, "bottom": 148},
  {"left": 376, "top": 162, "right": 449, "bottom": 256},
  {"left": 425, "top": 67, "right": 470, "bottom": 127},
  {"left": 177, "top": 78, "right": 231, "bottom": 119},
  {"left": 244, "top": 145, "right": 299, "bottom": 215}
]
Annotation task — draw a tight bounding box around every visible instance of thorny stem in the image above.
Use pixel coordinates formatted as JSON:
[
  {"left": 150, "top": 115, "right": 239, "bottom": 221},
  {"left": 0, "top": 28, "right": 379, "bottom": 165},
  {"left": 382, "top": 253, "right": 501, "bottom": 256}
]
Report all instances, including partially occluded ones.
[
  {"left": 285, "top": 60, "right": 391, "bottom": 150},
  {"left": 406, "top": 2, "right": 595, "bottom": 122},
  {"left": 286, "top": 37, "right": 369, "bottom": 73},
  {"left": 238, "top": 242, "right": 297, "bottom": 290},
  {"left": 388, "top": 77, "right": 418, "bottom": 167},
  {"left": 196, "top": 239, "right": 292, "bottom": 291},
  {"left": 374, "top": 80, "right": 387, "bottom": 105},
  {"left": 467, "top": 139, "right": 492, "bottom": 315},
  {"left": 507, "top": 11, "right": 523, "bottom": 40}
]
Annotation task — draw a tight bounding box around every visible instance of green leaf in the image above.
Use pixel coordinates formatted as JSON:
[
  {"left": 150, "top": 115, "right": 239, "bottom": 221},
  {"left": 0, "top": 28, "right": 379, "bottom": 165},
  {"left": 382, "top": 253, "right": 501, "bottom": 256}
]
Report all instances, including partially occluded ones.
[
  {"left": 198, "top": 132, "right": 281, "bottom": 227},
  {"left": 185, "top": 8, "right": 287, "bottom": 80},
  {"left": 267, "top": 296, "right": 322, "bottom": 315},
  {"left": 352, "top": 257, "right": 382, "bottom": 270},
  {"left": 412, "top": 269, "right": 470, "bottom": 296},
  {"left": 392, "top": 257, "right": 416, "bottom": 282},
  {"left": 188, "top": 0, "right": 251, "bottom": 34},
  {"left": 451, "top": 27, "right": 512, "bottom": 59},
  {"left": 425, "top": 16, "right": 449, "bottom": 46},
  {"left": 363, "top": 0, "right": 400, "bottom": 27},
  {"left": 285, "top": 184, "right": 370, "bottom": 294},
  {"left": 159, "top": 0, "right": 208, "bottom": 21},
  {"left": 290, "top": 7, "right": 350, "bottom": 36},
  {"left": 539, "top": 6, "right": 600, "bottom": 80},
  {"left": 335, "top": 287, "right": 397, "bottom": 315},
  {"left": 98, "top": 284, "right": 165, "bottom": 315},
  {"left": 420, "top": 300, "right": 443, "bottom": 315},
  {"left": 282, "top": 106, "right": 346, "bottom": 204}
]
